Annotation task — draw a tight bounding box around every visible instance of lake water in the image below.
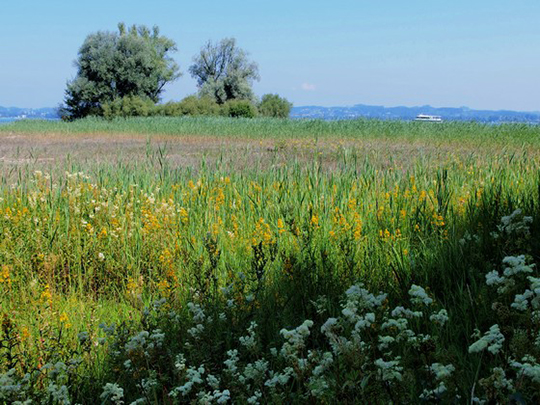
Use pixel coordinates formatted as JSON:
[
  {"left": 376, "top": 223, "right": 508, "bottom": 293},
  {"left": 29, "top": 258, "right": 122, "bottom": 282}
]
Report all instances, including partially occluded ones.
[{"left": 0, "top": 117, "right": 60, "bottom": 124}]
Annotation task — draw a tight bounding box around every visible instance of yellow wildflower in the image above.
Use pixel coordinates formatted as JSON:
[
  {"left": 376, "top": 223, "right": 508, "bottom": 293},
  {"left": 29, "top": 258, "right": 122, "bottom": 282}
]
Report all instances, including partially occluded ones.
[
  {"left": 277, "top": 218, "right": 286, "bottom": 234},
  {"left": 0, "top": 265, "right": 11, "bottom": 286}
]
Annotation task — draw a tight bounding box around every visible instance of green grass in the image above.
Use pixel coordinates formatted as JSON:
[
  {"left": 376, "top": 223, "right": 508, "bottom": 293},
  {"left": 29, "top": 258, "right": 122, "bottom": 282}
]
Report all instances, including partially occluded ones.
[{"left": 2, "top": 116, "right": 540, "bottom": 146}]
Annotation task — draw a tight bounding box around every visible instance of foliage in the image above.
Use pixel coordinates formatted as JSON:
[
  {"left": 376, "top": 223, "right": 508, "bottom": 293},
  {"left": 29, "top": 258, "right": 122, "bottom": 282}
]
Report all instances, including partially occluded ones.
[
  {"left": 102, "top": 95, "right": 157, "bottom": 119},
  {"left": 258, "top": 94, "right": 292, "bottom": 118},
  {"left": 189, "top": 38, "right": 259, "bottom": 104},
  {"left": 63, "top": 23, "right": 180, "bottom": 119},
  {"left": 223, "top": 100, "right": 258, "bottom": 118},
  {"left": 157, "top": 95, "right": 223, "bottom": 117}
]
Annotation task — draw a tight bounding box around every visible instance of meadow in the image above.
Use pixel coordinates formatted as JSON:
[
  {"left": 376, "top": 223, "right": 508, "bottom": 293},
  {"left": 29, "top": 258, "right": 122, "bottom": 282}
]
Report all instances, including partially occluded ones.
[{"left": 1, "top": 117, "right": 540, "bottom": 403}]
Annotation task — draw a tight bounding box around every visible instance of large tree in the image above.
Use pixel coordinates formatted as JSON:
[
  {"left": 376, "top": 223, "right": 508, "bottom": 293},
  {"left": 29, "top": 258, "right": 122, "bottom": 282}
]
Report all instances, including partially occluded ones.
[
  {"left": 189, "top": 38, "right": 259, "bottom": 104},
  {"left": 63, "top": 23, "right": 180, "bottom": 119}
]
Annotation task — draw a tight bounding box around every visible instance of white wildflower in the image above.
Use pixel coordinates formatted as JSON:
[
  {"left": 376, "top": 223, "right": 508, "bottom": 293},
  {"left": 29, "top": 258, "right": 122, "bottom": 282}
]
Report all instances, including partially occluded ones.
[
  {"left": 485, "top": 270, "right": 505, "bottom": 286},
  {"left": 280, "top": 320, "right": 314, "bottom": 357},
  {"left": 430, "top": 309, "right": 449, "bottom": 325},
  {"left": 239, "top": 321, "right": 258, "bottom": 351},
  {"left": 381, "top": 317, "right": 408, "bottom": 332},
  {"left": 374, "top": 357, "right": 403, "bottom": 382},
  {"left": 502, "top": 255, "right": 534, "bottom": 277},
  {"left": 499, "top": 209, "right": 533, "bottom": 236},
  {"left": 429, "top": 363, "right": 455, "bottom": 380},
  {"left": 224, "top": 350, "right": 239, "bottom": 375},
  {"left": 420, "top": 382, "right": 447, "bottom": 400},
  {"left": 101, "top": 383, "right": 124, "bottom": 405},
  {"left": 264, "top": 367, "right": 294, "bottom": 388},
  {"left": 468, "top": 324, "right": 505, "bottom": 354},
  {"left": 187, "top": 302, "right": 206, "bottom": 323},
  {"left": 345, "top": 284, "right": 387, "bottom": 310},
  {"left": 206, "top": 374, "right": 220, "bottom": 390},
  {"left": 511, "top": 290, "right": 534, "bottom": 311},
  {"left": 510, "top": 355, "right": 540, "bottom": 383},
  {"left": 378, "top": 335, "right": 395, "bottom": 350},
  {"left": 490, "top": 367, "right": 514, "bottom": 390},
  {"left": 391, "top": 306, "right": 422, "bottom": 318},
  {"left": 409, "top": 285, "right": 433, "bottom": 305},
  {"left": 247, "top": 390, "right": 262, "bottom": 404}
]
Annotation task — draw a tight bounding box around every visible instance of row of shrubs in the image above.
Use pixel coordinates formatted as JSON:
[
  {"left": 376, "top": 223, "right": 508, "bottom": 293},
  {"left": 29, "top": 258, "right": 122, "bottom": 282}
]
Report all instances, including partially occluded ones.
[{"left": 100, "top": 94, "right": 292, "bottom": 120}]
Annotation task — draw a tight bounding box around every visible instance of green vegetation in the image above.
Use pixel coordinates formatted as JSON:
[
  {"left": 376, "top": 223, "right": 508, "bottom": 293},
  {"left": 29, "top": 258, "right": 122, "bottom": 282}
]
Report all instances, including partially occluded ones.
[
  {"left": 2, "top": 117, "right": 540, "bottom": 146},
  {"left": 63, "top": 23, "right": 180, "bottom": 120},
  {"left": 60, "top": 24, "right": 291, "bottom": 120},
  {"left": 258, "top": 94, "right": 293, "bottom": 118},
  {"left": 223, "top": 99, "right": 258, "bottom": 118},
  {"left": 189, "top": 38, "right": 260, "bottom": 104},
  {"left": 1, "top": 120, "right": 540, "bottom": 402}
]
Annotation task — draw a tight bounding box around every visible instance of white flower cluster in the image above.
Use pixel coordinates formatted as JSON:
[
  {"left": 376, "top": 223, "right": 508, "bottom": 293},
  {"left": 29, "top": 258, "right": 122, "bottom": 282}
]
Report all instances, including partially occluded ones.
[
  {"left": 112, "top": 281, "right": 454, "bottom": 403},
  {"left": 239, "top": 321, "right": 258, "bottom": 351},
  {"left": 124, "top": 329, "right": 165, "bottom": 355},
  {"left": 429, "top": 309, "right": 449, "bottom": 325},
  {"left": 391, "top": 306, "right": 422, "bottom": 319},
  {"left": 307, "top": 351, "right": 334, "bottom": 397},
  {"left": 187, "top": 302, "right": 207, "bottom": 340},
  {"left": 170, "top": 365, "right": 205, "bottom": 397},
  {"left": 419, "top": 362, "right": 455, "bottom": 399},
  {"left": 509, "top": 355, "right": 540, "bottom": 383},
  {"left": 344, "top": 284, "right": 387, "bottom": 311},
  {"left": 101, "top": 383, "right": 124, "bottom": 405},
  {"left": 498, "top": 209, "right": 533, "bottom": 236},
  {"left": 408, "top": 285, "right": 433, "bottom": 305},
  {"left": 485, "top": 255, "right": 535, "bottom": 293},
  {"left": 489, "top": 367, "right": 514, "bottom": 391},
  {"left": 468, "top": 324, "right": 505, "bottom": 354},
  {"left": 511, "top": 276, "right": 540, "bottom": 311},
  {"left": 280, "top": 320, "right": 314, "bottom": 358},
  {"left": 374, "top": 358, "right": 403, "bottom": 382}
]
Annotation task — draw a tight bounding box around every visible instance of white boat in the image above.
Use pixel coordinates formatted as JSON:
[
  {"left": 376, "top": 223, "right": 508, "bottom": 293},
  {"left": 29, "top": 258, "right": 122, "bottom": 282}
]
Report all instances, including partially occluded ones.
[{"left": 415, "top": 114, "right": 442, "bottom": 122}]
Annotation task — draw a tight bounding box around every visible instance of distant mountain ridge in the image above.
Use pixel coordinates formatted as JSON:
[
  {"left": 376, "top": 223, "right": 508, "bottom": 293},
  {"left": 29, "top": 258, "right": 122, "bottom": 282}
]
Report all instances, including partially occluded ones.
[
  {"left": 291, "top": 104, "right": 540, "bottom": 123},
  {"left": 0, "top": 106, "right": 58, "bottom": 119}
]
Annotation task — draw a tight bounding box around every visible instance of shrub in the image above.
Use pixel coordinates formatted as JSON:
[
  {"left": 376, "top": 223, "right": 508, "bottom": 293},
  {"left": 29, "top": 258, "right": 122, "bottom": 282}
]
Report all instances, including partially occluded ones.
[
  {"left": 155, "top": 96, "right": 222, "bottom": 117},
  {"left": 102, "top": 95, "right": 156, "bottom": 119},
  {"left": 224, "top": 100, "right": 258, "bottom": 118},
  {"left": 258, "top": 94, "right": 292, "bottom": 118}
]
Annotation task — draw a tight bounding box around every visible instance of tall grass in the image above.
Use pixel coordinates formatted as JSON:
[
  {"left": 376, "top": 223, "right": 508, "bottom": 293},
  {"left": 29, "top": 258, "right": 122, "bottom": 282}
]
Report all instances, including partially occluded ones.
[
  {"left": 2, "top": 116, "right": 540, "bottom": 146},
  {"left": 1, "top": 121, "right": 540, "bottom": 402}
]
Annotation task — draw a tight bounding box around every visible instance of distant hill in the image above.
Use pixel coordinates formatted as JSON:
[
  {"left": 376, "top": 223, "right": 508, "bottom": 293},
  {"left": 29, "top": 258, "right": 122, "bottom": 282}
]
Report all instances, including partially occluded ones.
[
  {"left": 0, "top": 106, "right": 58, "bottom": 119},
  {"left": 291, "top": 104, "right": 540, "bottom": 123}
]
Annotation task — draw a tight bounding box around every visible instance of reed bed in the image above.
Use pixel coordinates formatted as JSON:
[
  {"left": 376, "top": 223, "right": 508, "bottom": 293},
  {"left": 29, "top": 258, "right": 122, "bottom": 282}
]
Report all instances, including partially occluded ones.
[{"left": 2, "top": 116, "right": 540, "bottom": 146}]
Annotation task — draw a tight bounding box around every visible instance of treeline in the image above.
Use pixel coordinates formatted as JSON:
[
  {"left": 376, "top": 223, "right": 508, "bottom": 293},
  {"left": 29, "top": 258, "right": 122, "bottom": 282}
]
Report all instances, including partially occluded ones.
[
  {"left": 100, "top": 94, "right": 291, "bottom": 119},
  {"left": 61, "top": 24, "right": 292, "bottom": 120}
]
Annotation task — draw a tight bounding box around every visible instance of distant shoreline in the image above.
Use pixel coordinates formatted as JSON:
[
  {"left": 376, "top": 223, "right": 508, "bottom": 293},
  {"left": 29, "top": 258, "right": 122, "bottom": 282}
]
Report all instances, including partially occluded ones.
[{"left": 0, "top": 117, "right": 60, "bottom": 124}]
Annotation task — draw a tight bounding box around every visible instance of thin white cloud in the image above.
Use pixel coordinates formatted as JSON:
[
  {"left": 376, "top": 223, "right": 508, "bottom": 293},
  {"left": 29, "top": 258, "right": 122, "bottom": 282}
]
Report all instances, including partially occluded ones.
[{"left": 301, "top": 83, "right": 316, "bottom": 91}]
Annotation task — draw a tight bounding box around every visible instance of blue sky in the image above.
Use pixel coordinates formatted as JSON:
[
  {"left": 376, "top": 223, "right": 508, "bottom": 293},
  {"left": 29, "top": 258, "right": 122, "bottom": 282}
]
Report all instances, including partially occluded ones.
[{"left": 1, "top": 0, "right": 539, "bottom": 110}]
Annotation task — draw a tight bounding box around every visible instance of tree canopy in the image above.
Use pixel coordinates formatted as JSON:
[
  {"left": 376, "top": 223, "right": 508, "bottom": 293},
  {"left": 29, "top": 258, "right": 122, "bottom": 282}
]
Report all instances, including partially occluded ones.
[
  {"left": 189, "top": 38, "right": 259, "bottom": 104},
  {"left": 258, "top": 94, "right": 292, "bottom": 118},
  {"left": 63, "top": 23, "right": 180, "bottom": 119}
]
